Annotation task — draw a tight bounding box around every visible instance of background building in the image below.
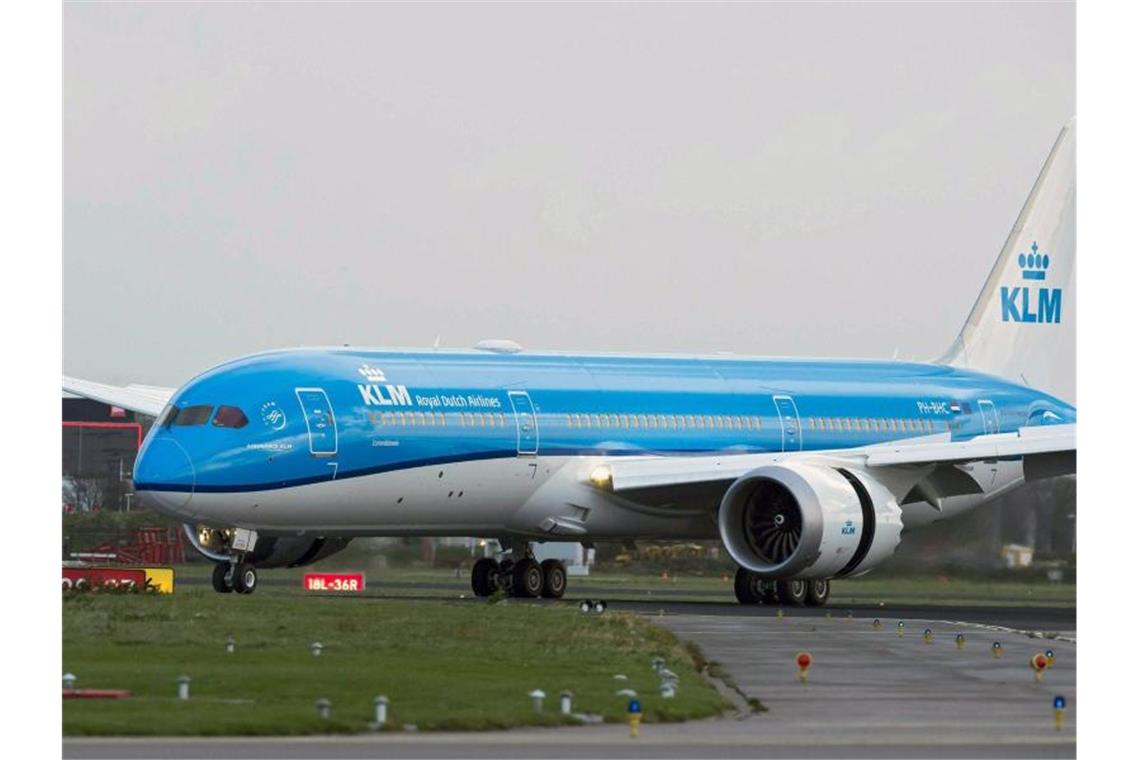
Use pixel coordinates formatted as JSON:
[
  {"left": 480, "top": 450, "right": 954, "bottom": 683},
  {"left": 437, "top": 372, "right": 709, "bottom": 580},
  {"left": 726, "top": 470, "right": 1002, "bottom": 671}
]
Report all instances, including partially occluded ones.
[{"left": 62, "top": 393, "right": 149, "bottom": 512}]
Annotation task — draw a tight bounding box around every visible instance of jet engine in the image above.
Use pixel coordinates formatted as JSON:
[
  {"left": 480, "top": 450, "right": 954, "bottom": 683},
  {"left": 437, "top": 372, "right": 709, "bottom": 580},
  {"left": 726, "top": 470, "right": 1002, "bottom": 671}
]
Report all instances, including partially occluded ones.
[
  {"left": 718, "top": 462, "right": 903, "bottom": 579},
  {"left": 185, "top": 524, "right": 352, "bottom": 568}
]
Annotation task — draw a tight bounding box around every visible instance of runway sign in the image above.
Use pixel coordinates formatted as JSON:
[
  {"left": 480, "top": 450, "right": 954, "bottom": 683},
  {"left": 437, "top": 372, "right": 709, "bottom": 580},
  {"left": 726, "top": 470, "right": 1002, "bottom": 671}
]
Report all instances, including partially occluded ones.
[
  {"left": 62, "top": 566, "right": 175, "bottom": 593},
  {"left": 303, "top": 572, "right": 365, "bottom": 592}
]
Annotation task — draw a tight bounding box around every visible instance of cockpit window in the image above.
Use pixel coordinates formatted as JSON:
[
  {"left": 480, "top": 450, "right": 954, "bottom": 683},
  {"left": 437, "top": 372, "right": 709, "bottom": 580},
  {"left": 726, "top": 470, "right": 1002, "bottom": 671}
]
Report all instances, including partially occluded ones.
[
  {"left": 158, "top": 405, "right": 178, "bottom": 427},
  {"left": 212, "top": 405, "right": 249, "bottom": 429},
  {"left": 172, "top": 405, "right": 214, "bottom": 426}
]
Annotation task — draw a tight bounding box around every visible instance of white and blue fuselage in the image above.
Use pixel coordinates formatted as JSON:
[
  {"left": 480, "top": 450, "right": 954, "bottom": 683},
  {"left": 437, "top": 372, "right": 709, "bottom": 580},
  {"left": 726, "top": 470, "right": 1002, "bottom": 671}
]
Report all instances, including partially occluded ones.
[{"left": 134, "top": 348, "right": 1074, "bottom": 541}]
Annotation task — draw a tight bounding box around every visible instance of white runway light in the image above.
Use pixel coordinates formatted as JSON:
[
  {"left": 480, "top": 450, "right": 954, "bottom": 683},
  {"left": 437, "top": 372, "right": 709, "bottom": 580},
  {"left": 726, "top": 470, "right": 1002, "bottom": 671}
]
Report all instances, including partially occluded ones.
[
  {"left": 529, "top": 689, "right": 545, "bottom": 714},
  {"left": 373, "top": 695, "right": 389, "bottom": 726}
]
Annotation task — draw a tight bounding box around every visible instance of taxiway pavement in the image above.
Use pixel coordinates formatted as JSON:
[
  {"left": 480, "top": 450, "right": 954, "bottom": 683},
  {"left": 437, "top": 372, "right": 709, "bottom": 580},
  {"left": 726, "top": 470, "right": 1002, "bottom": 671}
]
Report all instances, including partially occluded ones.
[{"left": 64, "top": 603, "right": 1074, "bottom": 759}]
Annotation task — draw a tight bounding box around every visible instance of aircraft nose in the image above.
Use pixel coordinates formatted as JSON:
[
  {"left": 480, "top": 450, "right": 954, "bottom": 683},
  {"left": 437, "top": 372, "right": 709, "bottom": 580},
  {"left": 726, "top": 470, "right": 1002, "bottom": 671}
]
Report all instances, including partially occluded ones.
[{"left": 135, "top": 437, "right": 195, "bottom": 515}]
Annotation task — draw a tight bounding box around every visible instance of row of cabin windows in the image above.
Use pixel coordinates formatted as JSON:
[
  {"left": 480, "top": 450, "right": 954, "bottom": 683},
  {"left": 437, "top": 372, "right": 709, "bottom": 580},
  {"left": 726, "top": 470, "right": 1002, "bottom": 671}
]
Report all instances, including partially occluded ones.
[
  {"left": 805, "top": 416, "right": 947, "bottom": 434},
  {"left": 563, "top": 413, "right": 944, "bottom": 435},
  {"left": 565, "top": 413, "right": 761, "bottom": 431},
  {"left": 368, "top": 409, "right": 947, "bottom": 435},
  {"left": 369, "top": 410, "right": 508, "bottom": 428}
]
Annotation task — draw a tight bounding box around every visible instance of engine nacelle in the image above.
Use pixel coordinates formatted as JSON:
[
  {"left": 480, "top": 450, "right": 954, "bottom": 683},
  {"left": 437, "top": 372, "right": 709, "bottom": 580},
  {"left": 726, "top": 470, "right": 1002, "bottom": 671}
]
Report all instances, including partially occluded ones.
[{"left": 718, "top": 463, "right": 903, "bottom": 579}]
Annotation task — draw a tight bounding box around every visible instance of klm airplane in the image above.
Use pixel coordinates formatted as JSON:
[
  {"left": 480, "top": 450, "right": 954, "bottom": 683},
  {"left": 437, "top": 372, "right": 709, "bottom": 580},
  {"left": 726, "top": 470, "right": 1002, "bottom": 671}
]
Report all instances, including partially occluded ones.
[{"left": 64, "top": 124, "right": 1076, "bottom": 606}]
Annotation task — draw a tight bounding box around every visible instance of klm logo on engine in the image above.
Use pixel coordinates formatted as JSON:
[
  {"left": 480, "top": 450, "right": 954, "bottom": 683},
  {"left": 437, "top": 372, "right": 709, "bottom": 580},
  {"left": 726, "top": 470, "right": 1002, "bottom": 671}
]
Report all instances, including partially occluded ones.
[
  {"left": 1000, "top": 242, "right": 1062, "bottom": 324},
  {"left": 356, "top": 364, "right": 412, "bottom": 407},
  {"left": 841, "top": 520, "right": 856, "bottom": 536}
]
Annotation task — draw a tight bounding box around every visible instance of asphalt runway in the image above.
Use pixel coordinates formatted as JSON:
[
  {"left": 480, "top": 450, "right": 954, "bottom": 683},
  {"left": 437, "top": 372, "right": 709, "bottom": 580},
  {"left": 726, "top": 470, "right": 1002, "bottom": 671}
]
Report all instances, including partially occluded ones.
[
  {"left": 63, "top": 597, "right": 1075, "bottom": 759},
  {"left": 179, "top": 573, "right": 1077, "bottom": 631}
]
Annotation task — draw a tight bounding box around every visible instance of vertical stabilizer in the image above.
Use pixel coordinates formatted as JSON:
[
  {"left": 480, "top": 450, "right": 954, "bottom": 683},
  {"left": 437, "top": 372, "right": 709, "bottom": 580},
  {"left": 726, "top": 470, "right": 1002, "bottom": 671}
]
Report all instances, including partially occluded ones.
[{"left": 939, "top": 122, "right": 1075, "bottom": 403}]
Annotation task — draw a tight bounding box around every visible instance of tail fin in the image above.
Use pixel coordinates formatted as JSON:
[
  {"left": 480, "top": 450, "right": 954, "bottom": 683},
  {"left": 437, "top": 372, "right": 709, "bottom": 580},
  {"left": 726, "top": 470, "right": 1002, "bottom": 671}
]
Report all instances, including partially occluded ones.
[{"left": 939, "top": 121, "right": 1075, "bottom": 403}]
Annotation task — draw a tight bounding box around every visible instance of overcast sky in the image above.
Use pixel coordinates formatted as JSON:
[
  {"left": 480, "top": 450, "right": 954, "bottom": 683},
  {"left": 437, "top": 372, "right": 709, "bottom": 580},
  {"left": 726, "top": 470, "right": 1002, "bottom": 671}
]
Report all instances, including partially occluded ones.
[{"left": 64, "top": 1, "right": 1074, "bottom": 386}]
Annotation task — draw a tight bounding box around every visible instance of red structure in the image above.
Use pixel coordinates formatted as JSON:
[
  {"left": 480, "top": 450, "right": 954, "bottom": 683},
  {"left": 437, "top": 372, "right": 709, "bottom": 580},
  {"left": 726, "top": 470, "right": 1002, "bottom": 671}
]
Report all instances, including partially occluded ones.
[{"left": 87, "top": 527, "right": 185, "bottom": 565}]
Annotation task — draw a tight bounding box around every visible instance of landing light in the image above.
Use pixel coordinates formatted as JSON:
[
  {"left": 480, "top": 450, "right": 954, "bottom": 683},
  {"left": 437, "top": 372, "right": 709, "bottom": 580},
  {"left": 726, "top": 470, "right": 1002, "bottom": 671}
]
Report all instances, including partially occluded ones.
[{"left": 589, "top": 465, "right": 614, "bottom": 490}]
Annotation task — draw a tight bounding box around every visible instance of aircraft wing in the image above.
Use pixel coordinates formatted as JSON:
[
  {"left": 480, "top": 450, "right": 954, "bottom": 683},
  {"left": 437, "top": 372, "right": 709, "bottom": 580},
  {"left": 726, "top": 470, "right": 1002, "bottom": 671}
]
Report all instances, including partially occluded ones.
[
  {"left": 63, "top": 376, "right": 174, "bottom": 418},
  {"left": 599, "top": 424, "right": 1076, "bottom": 497}
]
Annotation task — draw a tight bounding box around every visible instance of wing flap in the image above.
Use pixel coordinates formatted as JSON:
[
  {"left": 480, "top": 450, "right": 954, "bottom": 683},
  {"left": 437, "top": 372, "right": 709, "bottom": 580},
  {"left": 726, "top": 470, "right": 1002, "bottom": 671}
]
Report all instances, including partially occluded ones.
[{"left": 863, "top": 424, "right": 1075, "bottom": 466}]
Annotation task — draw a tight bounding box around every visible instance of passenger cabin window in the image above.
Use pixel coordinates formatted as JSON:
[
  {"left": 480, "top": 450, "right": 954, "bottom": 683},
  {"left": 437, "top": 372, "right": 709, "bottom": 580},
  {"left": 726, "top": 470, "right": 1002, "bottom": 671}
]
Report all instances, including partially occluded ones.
[
  {"left": 212, "top": 405, "right": 249, "bottom": 429},
  {"left": 173, "top": 405, "right": 213, "bottom": 426}
]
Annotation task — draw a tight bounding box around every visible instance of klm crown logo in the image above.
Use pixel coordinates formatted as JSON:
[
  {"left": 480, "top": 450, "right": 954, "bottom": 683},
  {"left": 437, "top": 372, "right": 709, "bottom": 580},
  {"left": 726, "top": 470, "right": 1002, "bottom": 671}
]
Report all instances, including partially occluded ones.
[
  {"left": 358, "top": 364, "right": 387, "bottom": 383},
  {"left": 1018, "top": 241, "right": 1050, "bottom": 280},
  {"left": 1001, "top": 241, "right": 1061, "bottom": 324}
]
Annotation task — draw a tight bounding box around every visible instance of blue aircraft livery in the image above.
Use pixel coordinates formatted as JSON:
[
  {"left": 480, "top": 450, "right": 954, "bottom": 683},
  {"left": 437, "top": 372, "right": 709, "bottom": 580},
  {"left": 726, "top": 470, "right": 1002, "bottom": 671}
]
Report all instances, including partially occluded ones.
[{"left": 62, "top": 122, "right": 1077, "bottom": 605}]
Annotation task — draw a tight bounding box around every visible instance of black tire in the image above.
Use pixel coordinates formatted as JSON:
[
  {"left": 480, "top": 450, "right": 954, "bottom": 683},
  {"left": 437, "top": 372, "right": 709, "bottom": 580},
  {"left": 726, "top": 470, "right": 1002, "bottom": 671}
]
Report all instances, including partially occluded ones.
[
  {"left": 776, "top": 578, "right": 808, "bottom": 606},
  {"left": 232, "top": 562, "right": 258, "bottom": 594},
  {"left": 733, "top": 568, "right": 762, "bottom": 604},
  {"left": 805, "top": 578, "right": 831, "bottom": 607},
  {"left": 540, "top": 559, "right": 567, "bottom": 599},
  {"left": 512, "top": 558, "right": 543, "bottom": 598},
  {"left": 471, "top": 557, "right": 498, "bottom": 597},
  {"left": 211, "top": 562, "right": 234, "bottom": 593},
  {"left": 759, "top": 579, "right": 780, "bottom": 605}
]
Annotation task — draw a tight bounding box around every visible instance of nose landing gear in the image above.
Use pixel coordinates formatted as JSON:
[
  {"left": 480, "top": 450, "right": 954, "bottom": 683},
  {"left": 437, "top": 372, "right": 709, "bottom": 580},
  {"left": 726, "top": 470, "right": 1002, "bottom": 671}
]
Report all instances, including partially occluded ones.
[
  {"left": 201, "top": 528, "right": 261, "bottom": 595},
  {"left": 211, "top": 560, "right": 258, "bottom": 594}
]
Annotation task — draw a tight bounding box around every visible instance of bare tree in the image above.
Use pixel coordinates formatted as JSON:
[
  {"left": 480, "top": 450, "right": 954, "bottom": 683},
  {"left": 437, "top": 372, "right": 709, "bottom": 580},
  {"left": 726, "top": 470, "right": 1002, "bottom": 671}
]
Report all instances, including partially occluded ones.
[{"left": 63, "top": 477, "right": 105, "bottom": 512}]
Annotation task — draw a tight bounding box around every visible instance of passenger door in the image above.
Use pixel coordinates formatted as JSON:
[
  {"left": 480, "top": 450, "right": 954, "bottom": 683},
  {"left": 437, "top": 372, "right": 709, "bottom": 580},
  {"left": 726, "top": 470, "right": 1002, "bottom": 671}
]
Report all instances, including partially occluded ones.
[
  {"left": 295, "top": 388, "right": 338, "bottom": 456},
  {"left": 507, "top": 390, "right": 539, "bottom": 455},
  {"left": 978, "top": 399, "right": 1000, "bottom": 435},
  {"left": 772, "top": 395, "right": 802, "bottom": 452}
]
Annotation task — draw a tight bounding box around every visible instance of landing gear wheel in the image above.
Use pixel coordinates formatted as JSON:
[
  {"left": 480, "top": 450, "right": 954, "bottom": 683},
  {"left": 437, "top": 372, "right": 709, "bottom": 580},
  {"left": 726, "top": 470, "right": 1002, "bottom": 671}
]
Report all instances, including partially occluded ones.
[
  {"left": 733, "top": 568, "right": 762, "bottom": 604},
  {"left": 540, "top": 559, "right": 567, "bottom": 599},
  {"left": 471, "top": 558, "right": 498, "bottom": 597},
  {"left": 211, "top": 562, "right": 234, "bottom": 593},
  {"left": 512, "top": 558, "right": 544, "bottom": 598},
  {"left": 805, "top": 579, "right": 831, "bottom": 607},
  {"left": 232, "top": 562, "right": 258, "bottom": 595},
  {"left": 759, "top": 579, "right": 779, "bottom": 605},
  {"left": 776, "top": 578, "right": 808, "bottom": 606}
]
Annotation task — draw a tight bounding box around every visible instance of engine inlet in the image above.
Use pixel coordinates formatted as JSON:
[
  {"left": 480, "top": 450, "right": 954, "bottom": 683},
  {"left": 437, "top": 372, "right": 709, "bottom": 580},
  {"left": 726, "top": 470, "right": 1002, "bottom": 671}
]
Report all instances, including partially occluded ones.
[{"left": 742, "top": 480, "right": 803, "bottom": 565}]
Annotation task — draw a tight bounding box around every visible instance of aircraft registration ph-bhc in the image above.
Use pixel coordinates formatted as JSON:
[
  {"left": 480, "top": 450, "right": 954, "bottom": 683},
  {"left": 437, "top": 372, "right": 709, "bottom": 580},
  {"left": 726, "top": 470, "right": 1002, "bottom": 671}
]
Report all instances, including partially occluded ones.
[{"left": 65, "top": 124, "right": 1076, "bottom": 606}]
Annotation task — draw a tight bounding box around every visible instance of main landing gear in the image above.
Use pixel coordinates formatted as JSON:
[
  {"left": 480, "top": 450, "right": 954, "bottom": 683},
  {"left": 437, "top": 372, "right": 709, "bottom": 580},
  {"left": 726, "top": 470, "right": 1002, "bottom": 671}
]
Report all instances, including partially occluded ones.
[
  {"left": 733, "top": 568, "right": 830, "bottom": 607},
  {"left": 211, "top": 560, "right": 259, "bottom": 594},
  {"left": 470, "top": 543, "right": 567, "bottom": 599}
]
